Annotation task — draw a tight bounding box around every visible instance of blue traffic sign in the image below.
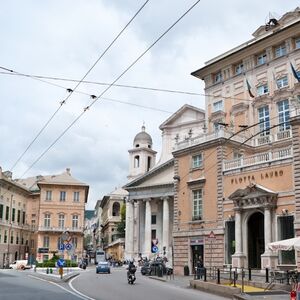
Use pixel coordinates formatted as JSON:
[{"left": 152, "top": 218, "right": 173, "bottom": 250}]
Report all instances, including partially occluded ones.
[
  {"left": 57, "top": 258, "right": 65, "bottom": 267},
  {"left": 152, "top": 245, "right": 158, "bottom": 253},
  {"left": 65, "top": 243, "right": 72, "bottom": 251},
  {"left": 58, "top": 244, "right": 65, "bottom": 251}
]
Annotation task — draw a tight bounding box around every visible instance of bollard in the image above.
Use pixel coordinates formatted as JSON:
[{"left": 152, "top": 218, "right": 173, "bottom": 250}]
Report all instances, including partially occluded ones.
[
  {"left": 265, "top": 268, "right": 269, "bottom": 283},
  {"left": 233, "top": 271, "right": 237, "bottom": 287},
  {"left": 204, "top": 267, "right": 207, "bottom": 282},
  {"left": 248, "top": 268, "right": 252, "bottom": 281},
  {"left": 217, "top": 268, "right": 220, "bottom": 284},
  {"left": 241, "top": 268, "right": 245, "bottom": 293},
  {"left": 229, "top": 266, "right": 232, "bottom": 282}
]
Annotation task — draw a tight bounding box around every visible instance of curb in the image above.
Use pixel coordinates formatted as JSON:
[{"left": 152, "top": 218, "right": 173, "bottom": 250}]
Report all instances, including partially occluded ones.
[
  {"left": 29, "top": 271, "right": 80, "bottom": 283},
  {"left": 148, "top": 276, "right": 167, "bottom": 282}
]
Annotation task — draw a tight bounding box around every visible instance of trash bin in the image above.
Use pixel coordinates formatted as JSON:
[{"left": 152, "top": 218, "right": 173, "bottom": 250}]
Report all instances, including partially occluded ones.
[{"left": 184, "top": 265, "right": 189, "bottom": 276}]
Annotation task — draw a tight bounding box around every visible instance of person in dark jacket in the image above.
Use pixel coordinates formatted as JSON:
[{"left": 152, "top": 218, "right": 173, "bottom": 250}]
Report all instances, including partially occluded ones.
[{"left": 196, "top": 256, "right": 204, "bottom": 279}]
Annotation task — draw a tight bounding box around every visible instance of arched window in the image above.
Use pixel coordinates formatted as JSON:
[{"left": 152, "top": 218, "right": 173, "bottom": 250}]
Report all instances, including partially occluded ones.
[
  {"left": 147, "top": 156, "right": 151, "bottom": 171},
  {"left": 112, "top": 202, "right": 120, "bottom": 216},
  {"left": 134, "top": 155, "right": 140, "bottom": 168}
]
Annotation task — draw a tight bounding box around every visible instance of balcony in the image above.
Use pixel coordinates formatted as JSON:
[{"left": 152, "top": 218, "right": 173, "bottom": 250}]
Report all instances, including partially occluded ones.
[
  {"left": 252, "top": 129, "right": 292, "bottom": 146},
  {"left": 223, "top": 146, "right": 293, "bottom": 172},
  {"left": 175, "top": 129, "right": 245, "bottom": 151},
  {"left": 38, "top": 226, "right": 84, "bottom": 233}
]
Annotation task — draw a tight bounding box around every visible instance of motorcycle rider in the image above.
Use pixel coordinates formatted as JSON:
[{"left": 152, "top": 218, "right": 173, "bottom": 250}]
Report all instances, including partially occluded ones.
[{"left": 127, "top": 261, "right": 137, "bottom": 283}]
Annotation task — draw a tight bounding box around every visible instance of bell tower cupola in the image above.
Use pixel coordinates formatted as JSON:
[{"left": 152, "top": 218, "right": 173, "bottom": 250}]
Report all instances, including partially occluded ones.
[{"left": 128, "top": 125, "right": 157, "bottom": 180}]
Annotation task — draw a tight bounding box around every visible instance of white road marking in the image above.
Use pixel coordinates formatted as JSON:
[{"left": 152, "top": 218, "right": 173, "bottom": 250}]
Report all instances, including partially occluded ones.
[
  {"left": 27, "top": 274, "right": 93, "bottom": 300},
  {"left": 69, "top": 276, "right": 96, "bottom": 300}
]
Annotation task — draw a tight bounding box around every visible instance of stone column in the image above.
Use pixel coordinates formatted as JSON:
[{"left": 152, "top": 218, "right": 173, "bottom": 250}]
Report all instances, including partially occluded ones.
[
  {"left": 144, "top": 199, "right": 152, "bottom": 258},
  {"left": 162, "top": 197, "right": 169, "bottom": 257},
  {"left": 232, "top": 209, "right": 246, "bottom": 268},
  {"left": 125, "top": 200, "right": 134, "bottom": 259},
  {"left": 261, "top": 204, "right": 278, "bottom": 269}
]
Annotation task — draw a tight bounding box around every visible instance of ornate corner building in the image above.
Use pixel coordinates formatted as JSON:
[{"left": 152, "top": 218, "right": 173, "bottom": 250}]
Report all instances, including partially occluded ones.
[
  {"left": 0, "top": 167, "right": 89, "bottom": 267},
  {"left": 172, "top": 7, "right": 300, "bottom": 274}
]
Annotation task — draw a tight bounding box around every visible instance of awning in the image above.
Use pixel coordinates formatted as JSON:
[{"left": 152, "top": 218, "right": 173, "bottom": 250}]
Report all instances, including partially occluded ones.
[{"left": 267, "top": 237, "right": 300, "bottom": 251}]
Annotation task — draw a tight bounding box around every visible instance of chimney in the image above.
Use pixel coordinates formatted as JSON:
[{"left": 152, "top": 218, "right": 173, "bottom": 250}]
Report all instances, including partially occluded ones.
[{"left": 66, "top": 168, "right": 71, "bottom": 175}]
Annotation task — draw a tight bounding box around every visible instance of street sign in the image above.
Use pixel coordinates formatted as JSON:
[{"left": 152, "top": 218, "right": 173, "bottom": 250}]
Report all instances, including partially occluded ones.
[
  {"left": 208, "top": 231, "right": 216, "bottom": 239},
  {"left": 57, "top": 258, "right": 65, "bottom": 267},
  {"left": 152, "top": 245, "right": 158, "bottom": 253},
  {"left": 58, "top": 243, "right": 65, "bottom": 251},
  {"left": 65, "top": 243, "right": 72, "bottom": 251}
]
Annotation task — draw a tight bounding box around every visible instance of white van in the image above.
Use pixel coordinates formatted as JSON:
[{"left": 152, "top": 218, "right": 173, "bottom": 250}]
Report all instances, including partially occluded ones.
[{"left": 9, "top": 260, "right": 30, "bottom": 270}]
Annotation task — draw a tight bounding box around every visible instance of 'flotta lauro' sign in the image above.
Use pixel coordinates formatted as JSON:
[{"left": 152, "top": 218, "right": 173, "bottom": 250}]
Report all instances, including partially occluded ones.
[{"left": 230, "top": 170, "right": 284, "bottom": 184}]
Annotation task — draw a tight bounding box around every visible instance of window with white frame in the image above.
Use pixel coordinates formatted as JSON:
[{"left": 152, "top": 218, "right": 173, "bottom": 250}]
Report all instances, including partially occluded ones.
[
  {"left": 213, "top": 100, "right": 224, "bottom": 112},
  {"left": 214, "top": 71, "right": 222, "bottom": 83},
  {"left": 45, "top": 190, "right": 52, "bottom": 201},
  {"left": 58, "top": 214, "right": 65, "bottom": 228},
  {"left": 60, "top": 191, "right": 66, "bottom": 202},
  {"left": 257, "top": 84, "right": 269, "bottom": 96},
  {"left": 71, "top": 237, "right": 78, "bottom": 249},
  {"left": 235, "top": 62, "right": 244, "bottom": 75},
  {"left": 258, "top": 106, "right": 270, "bottom": 136},
  {"left": 275, "top": 44, "right": 287, "bottom": 57},
  {"left": 43, "top": 236, "right": 49, "bottom": 248},
  {"left": 192, "top": 154, "right": 203, "bottom": 169},
  {"left": 213, "top": 120, "right": 222, "bottom": 132},
  {"left": 276, "top": 76, "right": 288, "bottom": 89},
  {"left": 277, "top": 99, "right": 290, "bottom": 131},
  {"left": 72, "top": 215, "right": 78, "bottom": 229},
  {"left": 295, "top": 37, "right": 300, "bottom": 49},
  {"left": 73, "top": 191, "right": 80, "bottom": 202},
  {"left": 257, "top": 52, "right": 267, "bottom": 65},
  {"left": 44, "top": 214, "right": 51, "bottom": 228},
  {"left": 192, "top": 189, "right": 203, "bottom": 221}
]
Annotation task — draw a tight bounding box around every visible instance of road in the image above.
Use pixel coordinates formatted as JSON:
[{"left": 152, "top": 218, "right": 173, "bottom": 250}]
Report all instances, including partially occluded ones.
[
  {"left": 0, "top": 267, "right": 228, "bottom": 300},
  {"left": 70, "top": 266, "right": 228, "bottom": 300}
]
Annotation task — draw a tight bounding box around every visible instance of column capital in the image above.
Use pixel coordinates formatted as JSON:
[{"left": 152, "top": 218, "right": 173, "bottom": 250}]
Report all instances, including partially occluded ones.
[
  {"left": 161, "top": 196, "right": 169, "bottom": 201},
  {"left": 143, "top": 198, "right": 152, "bottom": 203}
]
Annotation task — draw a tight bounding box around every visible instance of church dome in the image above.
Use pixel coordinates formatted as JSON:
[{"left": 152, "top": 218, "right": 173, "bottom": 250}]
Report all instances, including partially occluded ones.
[{"left": 133, "top": 125, "right": 152, "bottom": 147}]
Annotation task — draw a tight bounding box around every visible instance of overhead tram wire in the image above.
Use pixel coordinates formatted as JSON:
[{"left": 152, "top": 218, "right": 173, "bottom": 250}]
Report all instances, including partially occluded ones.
[
  {"left": 19, "top": 0, "right": 202, "bottom": 178},
  {"left": 0, "top": 68, "right": 254, "bottom": 102},
  {"left": 9, "top": 0, "right": 150, "bottom": 172}
]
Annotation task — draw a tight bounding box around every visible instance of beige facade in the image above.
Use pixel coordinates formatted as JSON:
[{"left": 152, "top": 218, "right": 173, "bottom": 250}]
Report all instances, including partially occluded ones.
[
  {"left": 173, "top": 8, "right": 300, "bottom": 275},
  {"left": 0, "top": 167, "right": 89, "bottom": 267},
  {"left": 100, "top": 188, "right": 127, "bottom": 261}
]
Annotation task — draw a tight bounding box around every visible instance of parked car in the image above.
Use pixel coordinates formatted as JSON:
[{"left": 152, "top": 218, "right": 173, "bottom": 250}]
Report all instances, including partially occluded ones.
[
  {"left": 96, "top": 261, "right": 110, "bottom": 274},
  {"left": 9, "top": 260, "right": 30, "bottom": 270}
]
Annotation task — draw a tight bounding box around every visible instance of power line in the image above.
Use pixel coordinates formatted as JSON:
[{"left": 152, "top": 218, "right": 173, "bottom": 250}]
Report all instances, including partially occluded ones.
[
  {"left": 19, "top": 0, "right": 202, "bottom": 178},
  {"left": 9, "top": 0, "right": 150, "bottom": 172},
  {"left": 0, "top": 70, "right": 202, "bottom": 96},
  {"left": 0, "top": 69, "right": 253, "bottom": 102}
]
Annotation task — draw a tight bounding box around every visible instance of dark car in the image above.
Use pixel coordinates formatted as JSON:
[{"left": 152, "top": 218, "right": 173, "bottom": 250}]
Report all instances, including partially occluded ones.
[{"left": 149, "top": 260, "right": 173, "bottom": 276}]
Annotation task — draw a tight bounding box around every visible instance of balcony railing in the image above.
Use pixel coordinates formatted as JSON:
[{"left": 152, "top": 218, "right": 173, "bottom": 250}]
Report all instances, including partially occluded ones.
[
  {"left": 252, "top": 129, "right": 292, "bottom": 146},
  {"left": 38, "top": 226, "right": 84, "bottom": 232},
  {"left": 175, "top": 129, "right": 245, "bottom": 151},
  {"left": 223, "top": 146, "right": 293, "bottom": 172},
  {"left": 175, "top": 129, "right": 292, "bottom": 151}
]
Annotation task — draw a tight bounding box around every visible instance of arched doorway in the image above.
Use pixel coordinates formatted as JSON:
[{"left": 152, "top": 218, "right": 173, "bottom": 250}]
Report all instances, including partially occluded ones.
[{"left": 248, "top": 212, "right": 264, "bottom": 268}]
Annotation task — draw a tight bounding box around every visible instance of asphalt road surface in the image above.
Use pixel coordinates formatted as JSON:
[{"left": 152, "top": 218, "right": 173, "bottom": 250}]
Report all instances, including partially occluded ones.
[
  {"left": 70, "top": 266, "right": 228, "bottom": 300},
  {"left": 0, "top": 267, "right": 228, "bottom": 300}
]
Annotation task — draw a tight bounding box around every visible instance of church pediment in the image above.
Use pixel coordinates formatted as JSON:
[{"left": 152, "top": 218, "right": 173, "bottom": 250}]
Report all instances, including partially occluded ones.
[
  {"left": 228, "top": 183, "right": 277, "bottom": 209},
  {"left": 159, "top": 104, "right": 205, "bottom": 129},
  {"left": 124, "top": 159, "right": 174, "bottom": 190}
]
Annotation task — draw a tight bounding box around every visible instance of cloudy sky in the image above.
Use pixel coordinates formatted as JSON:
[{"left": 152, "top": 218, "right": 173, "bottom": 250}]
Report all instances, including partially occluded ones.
[{"left": 0, "top": 0, "right": 298, "bottom": 209}]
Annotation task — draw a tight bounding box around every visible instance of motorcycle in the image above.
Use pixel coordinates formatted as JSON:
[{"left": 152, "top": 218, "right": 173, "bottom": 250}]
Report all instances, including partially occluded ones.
[
  {"left": 127, "top": 265, "right": 137, "bottom": 284},
  {"left": 127, "top": 272, "right": 136, "bottom": 284}
]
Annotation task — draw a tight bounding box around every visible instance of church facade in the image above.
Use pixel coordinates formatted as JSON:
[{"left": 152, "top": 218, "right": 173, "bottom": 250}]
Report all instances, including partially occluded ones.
[{"left": 124, "top": 105, "right": 205, "bottom": 263}]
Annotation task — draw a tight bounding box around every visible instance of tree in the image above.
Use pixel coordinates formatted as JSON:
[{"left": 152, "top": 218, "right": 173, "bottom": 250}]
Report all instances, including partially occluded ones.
[{"left": 116, "top": 203, "right": 126, "bottom": 237}]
